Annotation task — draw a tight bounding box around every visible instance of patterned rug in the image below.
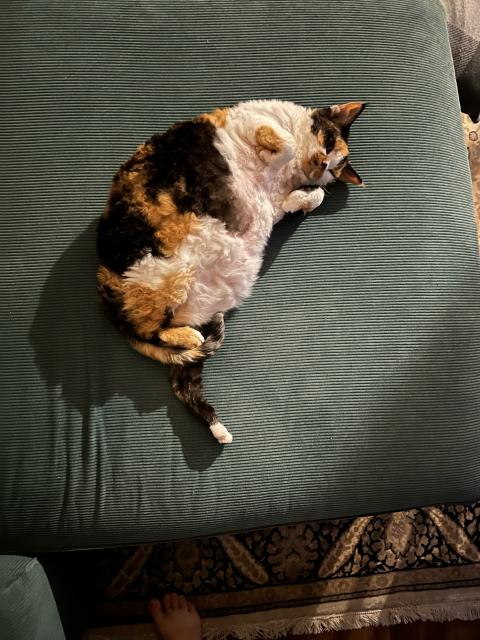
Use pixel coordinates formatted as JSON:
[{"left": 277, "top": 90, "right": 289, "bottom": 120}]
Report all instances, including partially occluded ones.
[
  {"left": 465, "top": 113, "right": 480, "bottom": 235},
  {"left": 84, "top": 116, "right": 480, "bottom": 640}
]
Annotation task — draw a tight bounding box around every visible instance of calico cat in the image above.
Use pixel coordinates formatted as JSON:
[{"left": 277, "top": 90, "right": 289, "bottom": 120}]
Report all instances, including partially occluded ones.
[{"left": 97, "top": 99, "right": 365, "bottom": 444}]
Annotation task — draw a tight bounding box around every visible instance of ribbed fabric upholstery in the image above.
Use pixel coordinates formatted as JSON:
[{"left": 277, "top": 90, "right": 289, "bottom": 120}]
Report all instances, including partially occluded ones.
[
  {"left": 1, "top": 0, "right": 480, "bottom": 551},
  {"left": 0, "top": 556, "right": 65, "bottom": 639}
]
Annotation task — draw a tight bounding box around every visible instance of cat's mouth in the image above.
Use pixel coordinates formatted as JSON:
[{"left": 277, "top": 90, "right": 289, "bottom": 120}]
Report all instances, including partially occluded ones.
[
  {"left": 298, "top": 170, "right": 338, "bottom": 192},
  {"left": 296, "top": 169, "right": 334, "bottom": 189}
]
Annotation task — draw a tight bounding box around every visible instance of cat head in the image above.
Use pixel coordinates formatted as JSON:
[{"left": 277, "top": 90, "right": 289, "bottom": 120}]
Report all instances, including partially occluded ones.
[{"left": 305, "top": 101, "right": 365, "bottom": 186}]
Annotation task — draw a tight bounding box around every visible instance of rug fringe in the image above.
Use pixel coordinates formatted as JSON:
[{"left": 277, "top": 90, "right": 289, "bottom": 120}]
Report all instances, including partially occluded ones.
[{"left": 203, "top": 602, "right": 480, "bottom": 640}]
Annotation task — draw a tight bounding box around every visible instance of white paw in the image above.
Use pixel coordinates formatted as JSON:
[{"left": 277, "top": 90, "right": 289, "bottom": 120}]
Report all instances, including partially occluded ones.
[
  {"left": 282, "top": 191, "right": 307, "bottom": 213},
  {"left": 190, "top": 328, "right": 205, "bottom": 347},
  {"left": 210, "top": 422, "right": 233, "bottom": 444},
  {"left": 282, "top": 188, "right": 325, "bottom": 213},
  {"left": 304, "top": 187, "right": 325, "bottom": 212}
]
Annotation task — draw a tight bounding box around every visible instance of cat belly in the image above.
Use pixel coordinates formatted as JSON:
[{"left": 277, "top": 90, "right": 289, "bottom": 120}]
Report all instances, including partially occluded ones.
[
  {"left": 174, "top": 255, "right": 262, "bottom": 326},
  {"left": 124, "top": 216, "right": 264, "bottom": 328}
]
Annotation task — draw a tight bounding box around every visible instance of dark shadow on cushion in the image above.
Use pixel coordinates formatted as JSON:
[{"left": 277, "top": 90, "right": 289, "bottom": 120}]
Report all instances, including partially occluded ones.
[
  {"left": 29, "top": 186, "right": 348, "bottom": 472},
  {"left": 29, "top": 222, "right": 223, "bottom": 470},
  {"left": 259, "top": 183, "right": 350, "bottom": 279}
]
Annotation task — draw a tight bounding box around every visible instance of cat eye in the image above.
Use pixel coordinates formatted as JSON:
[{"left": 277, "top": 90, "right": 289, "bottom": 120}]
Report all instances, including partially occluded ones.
[{"left": 324, "top": 129, "right": 335, "bottom": 154}]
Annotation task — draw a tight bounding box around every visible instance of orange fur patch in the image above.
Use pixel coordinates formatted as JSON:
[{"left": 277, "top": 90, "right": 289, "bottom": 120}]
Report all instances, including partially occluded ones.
[
  {"left": 199, "top": 108, "right": 229, "bottom": 128},
  {"left": 159, "top": 326, "right": 204, "bottom": 349},
  {"left": 119, "top": 142, "right": 154, "bottom": 192},
  {"left": 122, "top": 268, "right": 195, "bottom": 338},
  {"left": 128, "top": 337, "right": 203, "bottom": 365},
  {"left": 122, "top": 283, "right": 168, "bottom": 339},
  {"left": 97, "top": 264, "right": 122, "bottom": 289},
  {"left": 149, "top": 193, "right": 200, "bottom": 256},
  {"left": 255, "top": 125, "right": 283, "bottom": 153},
  {"left": 153, "top": 213, "right": 198, "bottom": 257},
  {"left": 134, "top": 142, "right": 153, "bottom": 160},
  {"left": 122, "top": 179, "right": 199, "bottom": 257},
  {"left": 335, "top": 137, "right": 349, "bottom": 157},
  {"left": 105, "top": 141, "right": 198, "bottom": 256},
  {"left": 97, "top": 265, "right": 195, "bottom": 340}
]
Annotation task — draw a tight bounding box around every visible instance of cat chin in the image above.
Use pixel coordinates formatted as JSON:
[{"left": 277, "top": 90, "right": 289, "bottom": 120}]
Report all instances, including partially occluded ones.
[{"left": 319, "top": 171, "right": 335, "bottom": 186}]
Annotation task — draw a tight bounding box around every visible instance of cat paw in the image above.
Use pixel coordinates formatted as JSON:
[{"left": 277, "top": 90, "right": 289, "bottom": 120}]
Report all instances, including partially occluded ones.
[
  {"left": 159, "top": 327, "right": 205, "bottom": 349},
  {"left": 210, "top": 422, "right": 233, "bottom": 444},
  {"left": 185, "top": 328, "right": 205, "bottom": 348},
  {"left": 303, "top": 187, "right": 325, "bottom": 212},
  {"left": 282, "top": 190, "right": 309, "bottom": 213},
  {"left": 282, "top": 187, "right": 325, "bottom": 213}
]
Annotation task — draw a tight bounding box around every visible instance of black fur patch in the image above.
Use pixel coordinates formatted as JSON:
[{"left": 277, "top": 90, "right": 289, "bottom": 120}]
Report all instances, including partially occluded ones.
[
  {"left": 98, "top": 118, "right": 240, "bottom": 278},
  {"left": 162, "top": 307, "right": 174, "bottom": 329},
  {"left": 310, "top": 109, "right": 340, "bottom": 151},
  {"left": 170, "top": 362, "right": 218, "bottom": 427},
  {"left": 144, "top": 120, "right": 240, "bottom": 231},
  {"left": 170, "top": 313, "right": 225, "bottom": 429},
  {"left": 98, "top": 281, "right": 135, "bottom": 337},
  {"left": 312, "top": 104, "right": 366, "bottom": 141},
  {"left": 324, "top": 128, "right": 336, "bottom": 154},
  {"left": 97, "top": 195, "right": 159, "bottom": 274}
]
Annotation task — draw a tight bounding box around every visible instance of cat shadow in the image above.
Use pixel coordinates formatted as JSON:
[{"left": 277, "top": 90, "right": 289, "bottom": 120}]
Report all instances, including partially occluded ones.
[
  {"left": 259, "top": 182, "right": 349, "bottom": 279},
  {"left": 29, "top": 221, "right": 222, "bottom": 471},
  {"left": 227, "top": 183, "right": 350, "bottom": 324},
  {"left": 30, "top": 184, "right": 349, "bottom": 471}
]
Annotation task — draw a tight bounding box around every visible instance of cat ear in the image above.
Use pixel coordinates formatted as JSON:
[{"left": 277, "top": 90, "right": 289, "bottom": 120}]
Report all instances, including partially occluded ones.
[
  {"left": 337, "top": 162, "right": 364, "bottom": 186},
  {"left": 325, "top": 102, "right": 365, "bottom": 127}
]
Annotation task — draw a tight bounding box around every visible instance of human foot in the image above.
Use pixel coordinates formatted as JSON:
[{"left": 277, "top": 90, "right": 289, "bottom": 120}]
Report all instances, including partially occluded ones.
[{"left": 149, "top": 594, "right": 202, "bottom": 640}]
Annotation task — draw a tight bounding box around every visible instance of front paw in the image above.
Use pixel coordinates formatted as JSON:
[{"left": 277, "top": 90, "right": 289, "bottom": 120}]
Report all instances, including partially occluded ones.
[
  {"left": 282, "top": 187, "right": 325, "bottom": 213},
  {"left": 303, "top": 187, "right": 325, "bottom": 212}
]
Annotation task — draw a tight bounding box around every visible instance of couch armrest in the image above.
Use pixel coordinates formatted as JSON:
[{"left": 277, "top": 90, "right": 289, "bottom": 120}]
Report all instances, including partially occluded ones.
[{"left": 0, "top": 555, "right": 65, "bottom": 640}]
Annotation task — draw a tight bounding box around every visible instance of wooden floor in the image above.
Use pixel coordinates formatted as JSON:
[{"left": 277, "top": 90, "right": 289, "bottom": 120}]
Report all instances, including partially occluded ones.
[{"left": 294, "top": 619, "right": 480, "bottom": 639}]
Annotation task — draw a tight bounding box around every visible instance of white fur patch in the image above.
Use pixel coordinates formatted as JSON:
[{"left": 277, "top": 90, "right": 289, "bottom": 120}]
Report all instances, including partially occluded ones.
[
  {"left": 210, "top": 422, "right": 233, "bottom": 444},
  {"left": 125, "top": 215, "right": 264, "bottom": 327}
]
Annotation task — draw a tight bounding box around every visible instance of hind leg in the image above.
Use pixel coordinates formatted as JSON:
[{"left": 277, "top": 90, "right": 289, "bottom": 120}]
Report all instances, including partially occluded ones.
[{"left": 159, "top": 326, "right": 205, "bottom": 349}]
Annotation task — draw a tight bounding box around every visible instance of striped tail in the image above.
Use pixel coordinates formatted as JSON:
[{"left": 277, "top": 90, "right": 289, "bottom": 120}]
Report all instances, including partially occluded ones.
[
  {"left": 169, "top": 312, "right": 232, "bottom": 444},
  {"left": 170, "top": 360, "right": 233, "bottom": 444},
  {"left": 130, "top": 312, "right": 232, "bottom": 443}
]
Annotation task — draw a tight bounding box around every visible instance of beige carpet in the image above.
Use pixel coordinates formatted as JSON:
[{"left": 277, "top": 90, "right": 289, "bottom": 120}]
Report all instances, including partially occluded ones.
[{"left": 84, "top": 115, "right": 480, "bottom": 640}]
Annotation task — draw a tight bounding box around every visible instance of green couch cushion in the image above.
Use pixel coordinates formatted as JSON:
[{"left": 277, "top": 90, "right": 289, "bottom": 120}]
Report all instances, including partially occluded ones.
[
  {"left": 1, "top": 0, "right": 480, "bottom": 552},
  {"left": 0, "top": 556, "right": 65, "bottom": 640}
]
